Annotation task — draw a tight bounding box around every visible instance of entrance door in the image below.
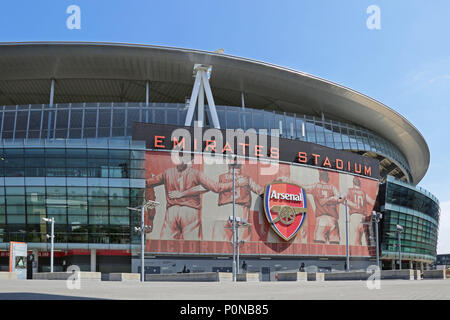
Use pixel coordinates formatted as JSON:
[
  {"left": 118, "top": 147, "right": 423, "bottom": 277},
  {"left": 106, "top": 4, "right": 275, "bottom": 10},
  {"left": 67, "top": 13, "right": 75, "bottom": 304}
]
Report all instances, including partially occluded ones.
[{"left": 261, "top": 267, "right": 271, "bottom": 281}]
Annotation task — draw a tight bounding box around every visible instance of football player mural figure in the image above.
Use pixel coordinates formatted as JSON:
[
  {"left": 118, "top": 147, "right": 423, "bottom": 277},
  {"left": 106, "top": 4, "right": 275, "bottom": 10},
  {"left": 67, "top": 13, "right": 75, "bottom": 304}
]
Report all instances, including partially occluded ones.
[
  {"left": 212, "top": 162, "right": 263, "bottom": 242},
  {"left": 303, "top": 170, "right": 341, "bottom": 244},
  {"left": 146, "top": 157, "right": 246, "bottom": 241},
  {"left": 344, "top": 176, "right": 375, "bottom": 246}
]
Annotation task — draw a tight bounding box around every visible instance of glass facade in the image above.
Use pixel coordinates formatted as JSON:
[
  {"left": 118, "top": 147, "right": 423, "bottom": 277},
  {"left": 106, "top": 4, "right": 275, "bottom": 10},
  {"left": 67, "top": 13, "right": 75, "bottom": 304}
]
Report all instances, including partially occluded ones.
[
  {"left": 0, "top": 138, "right": 146, "bottom": 248},
  {"left": 380, "top": 176, "right": 440, "bottom": 262},
  {"left": 0, "top": 103, "right": 412, "bottom": 182},
  {"left": 0, "top": 103, "right": 437, "bottom": 267}
]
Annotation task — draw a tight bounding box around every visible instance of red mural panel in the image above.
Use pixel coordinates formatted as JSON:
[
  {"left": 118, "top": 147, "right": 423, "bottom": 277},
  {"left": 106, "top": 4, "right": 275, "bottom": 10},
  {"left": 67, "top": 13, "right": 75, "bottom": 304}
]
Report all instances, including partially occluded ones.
[{"left": 144, "top": 152, "right": 379, "bottom": 257}]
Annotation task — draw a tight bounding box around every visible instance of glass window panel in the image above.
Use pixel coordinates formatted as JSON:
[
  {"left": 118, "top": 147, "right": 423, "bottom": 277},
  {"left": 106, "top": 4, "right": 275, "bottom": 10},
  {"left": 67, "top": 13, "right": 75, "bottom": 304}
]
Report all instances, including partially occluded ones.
[
  {"left": 26, "top": 187, "right": 45, "bottom": 195},
  {"left": 25, "top": 158, "right": 45, "bottom": 167},
  {"left": 27, "top": 215, "right": 44, "bottom": 224},
  {"left": 46, "top": 186, "right": 66, "bottom": 196},
  {"left": 109, "top": 158, "right": 129, "bottom": 166},
  {"left": 4, "top": 157, "right": 24, "bottom": 167},
  {"left": 88, "top": 149, "right": 108, "bottom": 159},
  {"left": 130, "top": 188, "right": 144, "bottom": 199},
  {"left": 127, "top": 108, "right": 140, "bottom": 125},
  {"left": 110, "top": 207, "right": 129, "bottom": 216},
  {"left": 46, "top": 158, "right": 66, "bottom": 167},
  {"left": 97, "top": 128, "right": 109, "bottom": 137},
  {"left": 109, "top": 188, "right": 128, "bottom": 197},
  {"left": 88, "top": 206, "right": 108, "bottom": 217},
  {"left": 130, "top": 169, "right": 145, "bottom": 179},
  {"left": 6, "top": 187, "right": 25, "bottom": 195},
  {"left": 110, "top": 197, "right": 129, "bottom": 206},
  {"left": 7, "top": 215, "right": 26, "bottom": 223},
  {"left": 87, "top": 167, "right": 102, "bottom": 178},
  {"left": 2, "top": 112, "right": 16, "bottom": 131},
  {"left": 68, "top": 215, "right": 88, "bottom": 224},
  {"left": 84, "top": 128, "right": 96, "bottom": 138},
  {"left": 109, "top": 150, "right": 129, "bottom": 159},
  {"left": 6, "top": 196, "right": 25, "bottom": 205},
  {"left": 66, "top": 158, "right": 87, "bottom": 167},
  {"left": 68, "top": 206, "right": 87, "bottom": 216},
  {"left": 84, "top": 110, "right": 97, "bottom": 128},
  {"left": 89, "top": 216, "right": 108, "bottom": 225},
  {"left": 110, "top": 216, "right": 129, "bottom": 225},
  {"left": 305, "top": 122, "right": 316, "bottom": 143},
  {"left": 53, "top": 215, "right": 67, "bottom": 224},
  {"left": 88, "top": 197, "right": 108, "bottom": 206},
  {"left": 6, "top": 205, "right": 25, "bottom": 214},
  {"left": 46, "top": 149, "right": 65, "bottom": 158},
  {"left": 167, "top": 109, "right": 178, "bottom": 126},
  {"left": 70, "top": 110, "right": 83, "bottom": 129},
  {"left": 69, "top": 129, "right": 82, "bottom": 138},
  {"left": 87, "top": 158, "right": 109, "bottom": 167},
  {"left": 130, "top": 150, "right": 145, "bottom": 160},
  {"left": 25, "top": 148, "right": 45, "bottom": 157},
  {"left": 66, "top": 148, "right": 87, "bottom": 158},
  {"left": 67, "top": 187, "right": 87, "bottom": 196},
  {"left": 88, "top": 187, "right": 108, "bottom": 197},
  {"left": 130, "top": 159, "right": 145, "bottom": 169},
  {"left": 67, "top": 195, "right": 88, "bottom": 205},
  {"left": 112, "top": 109, "right": 125, "bottom": 127},
  {"left": 112, "top": 128, "right": 124, "bottom": 137},
  {"left": 5, "top": 168, "right": 24, "bottom": 177},
  {"left": 27, "top": 205, "right": 45, "bottom": 215},
  {"left": 154, "top": 108, "right": 165, "bottom": 124},
  {"left": 28, "top": 111, "right": 42, "bottom": 130},
  {"left": 47, "top": 206, "right": 67, "bottom": 215},
  {"left": 56, "top": 109, "right": 69, "bottom": 129},
  {"left": 66, "top": 167, "right": 87, "bottom": 177},
  {"left": 226, "top": 111, "right": 240, "bottom": 129},
  {"left": 67, "top": 227, "right": 88, "bottom": 243}
]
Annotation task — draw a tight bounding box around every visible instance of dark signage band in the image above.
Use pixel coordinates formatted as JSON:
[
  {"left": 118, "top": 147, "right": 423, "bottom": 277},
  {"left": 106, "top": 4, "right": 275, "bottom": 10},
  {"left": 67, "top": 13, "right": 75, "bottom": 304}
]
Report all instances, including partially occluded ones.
[{"left": 132, "top": 122, "right": 380, "bottom": 180}]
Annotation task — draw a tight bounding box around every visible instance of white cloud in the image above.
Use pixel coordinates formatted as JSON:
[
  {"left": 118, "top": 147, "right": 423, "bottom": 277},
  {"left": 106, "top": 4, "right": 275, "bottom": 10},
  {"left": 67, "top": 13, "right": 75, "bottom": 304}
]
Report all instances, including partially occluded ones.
[{"left": 437, "top": 200, "right": 450, "bottom": 254}]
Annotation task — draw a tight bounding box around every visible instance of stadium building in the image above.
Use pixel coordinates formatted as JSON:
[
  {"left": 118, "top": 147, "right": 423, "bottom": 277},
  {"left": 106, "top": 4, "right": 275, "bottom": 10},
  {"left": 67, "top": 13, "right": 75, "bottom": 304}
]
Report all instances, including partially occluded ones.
[{"left": 0, "top": 42, "right": 440, "bottom": 276}]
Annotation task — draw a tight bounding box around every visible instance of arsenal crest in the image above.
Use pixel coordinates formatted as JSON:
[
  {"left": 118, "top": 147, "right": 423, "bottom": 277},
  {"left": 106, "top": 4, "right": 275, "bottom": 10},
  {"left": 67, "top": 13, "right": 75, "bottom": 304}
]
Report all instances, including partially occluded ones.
[{"left": 263, "top": 182, "right": 307, "bottom": 241}]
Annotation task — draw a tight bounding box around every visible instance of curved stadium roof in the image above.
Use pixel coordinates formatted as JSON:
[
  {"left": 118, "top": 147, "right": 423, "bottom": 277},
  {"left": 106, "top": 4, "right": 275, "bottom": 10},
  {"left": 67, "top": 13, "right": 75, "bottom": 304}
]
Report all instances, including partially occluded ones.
[{"left": 0, "top": 42, "right": 429, "bottom": 184}]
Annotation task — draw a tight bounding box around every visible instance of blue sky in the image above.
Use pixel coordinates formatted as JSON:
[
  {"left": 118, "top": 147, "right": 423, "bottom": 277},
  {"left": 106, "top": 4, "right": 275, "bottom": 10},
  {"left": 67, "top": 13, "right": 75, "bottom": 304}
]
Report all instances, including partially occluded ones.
[{"left": 1, "top": 0, "right": 450, "bottom": 252}]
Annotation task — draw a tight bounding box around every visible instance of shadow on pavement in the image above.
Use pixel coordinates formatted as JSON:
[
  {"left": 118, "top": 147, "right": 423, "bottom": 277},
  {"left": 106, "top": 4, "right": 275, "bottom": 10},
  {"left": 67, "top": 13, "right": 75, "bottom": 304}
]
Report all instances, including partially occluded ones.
[{"left": 0, "top": 292, "right": 107, "bottom": 300}]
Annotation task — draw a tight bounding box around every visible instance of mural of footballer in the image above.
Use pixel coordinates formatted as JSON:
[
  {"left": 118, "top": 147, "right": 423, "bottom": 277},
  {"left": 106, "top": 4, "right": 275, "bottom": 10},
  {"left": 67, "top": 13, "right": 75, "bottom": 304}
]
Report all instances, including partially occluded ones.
[
  {"left": 146, "top": 157, "right": 247, "bottom": 240},
  {"left": 303, "top": 170, "right": 341, "bottom": 244},
  {"left": 343, "top": 176, "right": 375, "bottom": 246},
  {"left": 212, "top": 162, "right": 264, "bottom": 242}
]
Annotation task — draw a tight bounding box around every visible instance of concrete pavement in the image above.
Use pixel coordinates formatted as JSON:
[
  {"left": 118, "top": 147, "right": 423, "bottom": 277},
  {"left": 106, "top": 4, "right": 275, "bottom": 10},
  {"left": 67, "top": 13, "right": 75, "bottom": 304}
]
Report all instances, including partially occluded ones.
[{"left": 0, "top": 279, "right": 449, "bottom": 300}]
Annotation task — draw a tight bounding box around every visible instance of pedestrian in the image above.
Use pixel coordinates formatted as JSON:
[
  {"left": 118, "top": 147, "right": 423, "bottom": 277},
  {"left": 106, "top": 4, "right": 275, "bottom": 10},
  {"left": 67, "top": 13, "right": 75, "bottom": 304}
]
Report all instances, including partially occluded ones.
[{"left": 242, "top": 260, "right": 247, "bottom": 273}]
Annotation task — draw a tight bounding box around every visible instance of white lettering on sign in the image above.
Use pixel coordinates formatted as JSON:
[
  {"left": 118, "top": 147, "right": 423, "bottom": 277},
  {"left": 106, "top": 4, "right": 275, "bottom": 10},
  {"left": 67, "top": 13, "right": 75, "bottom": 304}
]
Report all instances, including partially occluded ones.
[{"left": 270, "top": 190, "right": 302, "bottom": 202}]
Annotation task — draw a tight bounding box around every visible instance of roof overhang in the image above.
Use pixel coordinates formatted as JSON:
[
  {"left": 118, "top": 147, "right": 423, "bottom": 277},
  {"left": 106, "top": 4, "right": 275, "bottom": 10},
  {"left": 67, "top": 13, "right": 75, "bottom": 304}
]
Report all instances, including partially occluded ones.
[{"left": 0, "top": 42, "right": 430, "bottom": 183}]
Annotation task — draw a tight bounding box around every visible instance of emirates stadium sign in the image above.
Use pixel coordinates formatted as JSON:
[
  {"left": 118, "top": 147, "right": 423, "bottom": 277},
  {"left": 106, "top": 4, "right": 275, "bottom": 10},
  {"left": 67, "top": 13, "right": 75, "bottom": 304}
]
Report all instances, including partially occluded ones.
[{"left": 263, "top": 183, "right": 307, "bottom": 241}]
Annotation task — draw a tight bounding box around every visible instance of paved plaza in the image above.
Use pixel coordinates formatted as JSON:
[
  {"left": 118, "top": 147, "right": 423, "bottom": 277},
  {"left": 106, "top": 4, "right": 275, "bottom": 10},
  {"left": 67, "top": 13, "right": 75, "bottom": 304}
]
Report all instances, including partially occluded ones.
[{"left": 0, "top": 279, "right": 449, "bottom": 300}]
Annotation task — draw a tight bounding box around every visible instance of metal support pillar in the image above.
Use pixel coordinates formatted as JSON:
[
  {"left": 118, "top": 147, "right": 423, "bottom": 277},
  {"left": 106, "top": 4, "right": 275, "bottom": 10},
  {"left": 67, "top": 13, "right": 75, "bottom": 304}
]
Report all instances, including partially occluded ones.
[
  {"left": 345, "top": 199, "right": 349, "bottom": 271},
  {"left": 90, "top": 249, "right": 96, "bottom": 272},
  {"left": 241, "top": 92, "right": 246, "bottom": 129},
  {"left": 145, "top": 80, "right": 150, "bottom": 123},
  {"left": 185, "top": 64, "right": 220, "bottom": 128},
  {"left": 47, "top": 79, "right": 55, "bottom": 139},
  {"left": 198, "top": 81, "right": 204, "bottom": 127}
]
